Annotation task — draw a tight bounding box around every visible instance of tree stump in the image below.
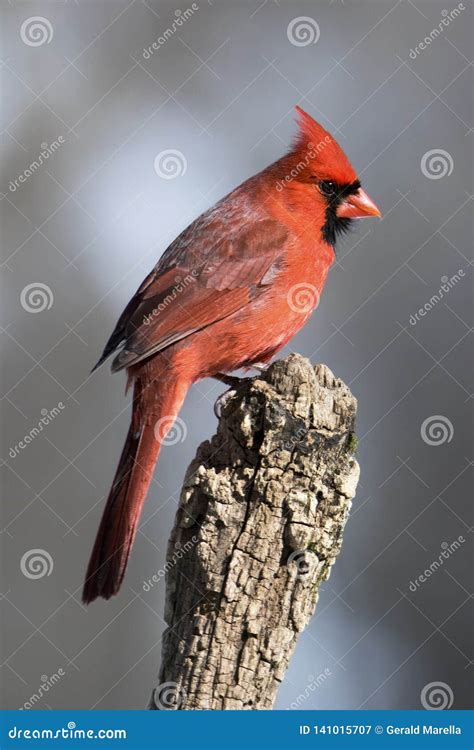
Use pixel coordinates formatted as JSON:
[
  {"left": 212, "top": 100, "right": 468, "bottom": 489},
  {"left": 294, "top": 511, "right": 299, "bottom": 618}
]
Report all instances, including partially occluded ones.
[{"left": 150, "top": 354, "right": 359, "bottom": 710}]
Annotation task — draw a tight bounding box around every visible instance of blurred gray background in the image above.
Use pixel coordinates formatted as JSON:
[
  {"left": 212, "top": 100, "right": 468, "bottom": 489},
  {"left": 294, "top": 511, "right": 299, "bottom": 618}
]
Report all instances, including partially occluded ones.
[{"left": 1, "top": 0, "right": 472, "bottom": 711}]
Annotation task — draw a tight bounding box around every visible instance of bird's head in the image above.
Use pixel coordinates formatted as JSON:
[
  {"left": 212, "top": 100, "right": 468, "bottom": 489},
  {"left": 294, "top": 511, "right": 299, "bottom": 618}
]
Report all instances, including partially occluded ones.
[{"left": 273, "top": 106, "right": 381, "bottom": 246}]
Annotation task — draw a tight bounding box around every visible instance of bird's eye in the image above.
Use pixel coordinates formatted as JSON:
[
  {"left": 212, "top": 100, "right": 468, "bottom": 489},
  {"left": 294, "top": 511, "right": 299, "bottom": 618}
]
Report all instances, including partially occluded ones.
[{"left": 319, "top": 180, "right": 337, "bottom": 197}]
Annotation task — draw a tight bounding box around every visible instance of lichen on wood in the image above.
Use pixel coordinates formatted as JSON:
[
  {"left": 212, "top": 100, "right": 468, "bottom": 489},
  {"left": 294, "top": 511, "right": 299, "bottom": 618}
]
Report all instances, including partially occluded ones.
[{"left": 150, "top": 354, "right": 359, "bottom": 710}]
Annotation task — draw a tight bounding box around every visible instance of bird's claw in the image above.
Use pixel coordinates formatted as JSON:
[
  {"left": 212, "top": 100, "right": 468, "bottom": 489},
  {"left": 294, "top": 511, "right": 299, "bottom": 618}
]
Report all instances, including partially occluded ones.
[
  {"left": 212, "top": 367, "right": 269, "bottom": 418},
  {"left": 214, "top": 388, "right": 237, "bottom": 419}
]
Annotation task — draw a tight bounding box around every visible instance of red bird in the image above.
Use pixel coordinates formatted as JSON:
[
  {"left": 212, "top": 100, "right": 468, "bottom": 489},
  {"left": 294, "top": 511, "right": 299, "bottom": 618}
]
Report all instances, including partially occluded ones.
[{"left": 83, "top": 106, "right": 380, "bottom": 603}]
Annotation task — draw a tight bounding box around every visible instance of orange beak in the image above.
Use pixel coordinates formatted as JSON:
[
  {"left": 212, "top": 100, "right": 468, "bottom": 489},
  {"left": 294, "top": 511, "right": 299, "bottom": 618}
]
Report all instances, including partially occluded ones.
[{"left": 336, "top": 188, "right": 381, "bottom": 219}]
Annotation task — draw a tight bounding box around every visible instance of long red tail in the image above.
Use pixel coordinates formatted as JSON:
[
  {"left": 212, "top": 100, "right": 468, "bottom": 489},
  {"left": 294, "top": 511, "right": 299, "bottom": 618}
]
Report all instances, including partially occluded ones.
[{"left": 82, "top": 371, "right": 188, "bottom": 604}]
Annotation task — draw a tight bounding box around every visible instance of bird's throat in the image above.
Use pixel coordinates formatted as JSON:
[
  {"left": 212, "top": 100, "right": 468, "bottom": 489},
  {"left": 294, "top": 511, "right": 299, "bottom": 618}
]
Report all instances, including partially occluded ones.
[{"left": 321, "top": 206, "right": 353, "bottom": 247}]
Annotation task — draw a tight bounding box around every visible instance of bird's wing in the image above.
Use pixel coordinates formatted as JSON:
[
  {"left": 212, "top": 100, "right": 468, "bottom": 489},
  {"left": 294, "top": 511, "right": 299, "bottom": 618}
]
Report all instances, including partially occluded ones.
[{"left": 94, "top": 214, "right": 288, "bottom": 372}]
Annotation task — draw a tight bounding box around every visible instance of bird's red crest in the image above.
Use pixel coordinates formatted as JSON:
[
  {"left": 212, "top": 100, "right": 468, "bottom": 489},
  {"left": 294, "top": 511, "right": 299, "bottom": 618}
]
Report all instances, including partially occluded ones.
[{"left": 293, "top": 105, "right": 358, "bottom": 184}]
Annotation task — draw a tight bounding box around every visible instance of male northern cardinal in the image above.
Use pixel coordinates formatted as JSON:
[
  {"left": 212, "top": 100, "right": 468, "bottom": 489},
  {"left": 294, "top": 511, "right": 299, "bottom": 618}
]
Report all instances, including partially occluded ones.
[{"left": 83, "top": 106, "right": 380, "bottom": 603}]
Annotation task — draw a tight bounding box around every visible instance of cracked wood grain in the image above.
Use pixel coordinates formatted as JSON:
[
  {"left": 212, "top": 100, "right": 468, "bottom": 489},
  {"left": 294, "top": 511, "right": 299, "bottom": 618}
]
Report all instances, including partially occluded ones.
[{"left": 150, "top": 354, "right": 359, "bottom": 710}]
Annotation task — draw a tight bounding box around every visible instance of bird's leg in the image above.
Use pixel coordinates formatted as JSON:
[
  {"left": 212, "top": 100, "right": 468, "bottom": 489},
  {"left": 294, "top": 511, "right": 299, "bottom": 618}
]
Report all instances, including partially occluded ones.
[
  {"left": 213, "top": 372, "right": 243, "bottom": 387},
  {"left": 212, "top": 366, "right": 269, "bottom": 418},
  {"left": 212, "top": 372, "right": 245, "bottom": 418}
]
